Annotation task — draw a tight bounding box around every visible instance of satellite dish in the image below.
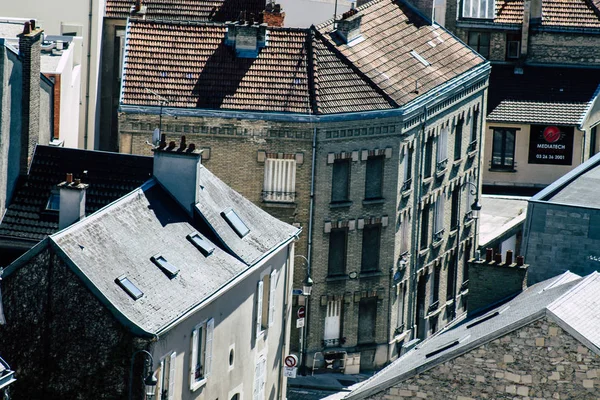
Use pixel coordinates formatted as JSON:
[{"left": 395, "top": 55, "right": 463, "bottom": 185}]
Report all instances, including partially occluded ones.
[{"left": 152, "top": 128, "right": 160, "bottom": 145}]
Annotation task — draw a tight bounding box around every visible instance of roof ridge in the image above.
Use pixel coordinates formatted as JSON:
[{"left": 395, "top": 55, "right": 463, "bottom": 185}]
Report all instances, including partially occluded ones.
[
  {"left": 306, "top": 28, "right": 320, "bottom": 115},
  {"left": 315, "top": 0, "right": 386, "bottom": 30},
  {"left": 131, "top": 17, "right": 312, "bottom": 33},
  {"left": 547, "top": 271, "right": 600, "bottom": 311}
]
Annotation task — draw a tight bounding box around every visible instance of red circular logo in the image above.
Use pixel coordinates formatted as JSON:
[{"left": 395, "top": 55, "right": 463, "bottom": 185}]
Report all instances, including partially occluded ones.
[{"left": 543, "top": 126, "right": 561, "bottom": 143}]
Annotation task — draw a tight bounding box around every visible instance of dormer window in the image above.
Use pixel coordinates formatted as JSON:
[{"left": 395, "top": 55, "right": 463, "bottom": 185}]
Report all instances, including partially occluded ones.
[
  {"left": 221, "top": 208, "right": 250, "bottom": 238},
  {"left": 187, "top": 232, "right": 215, "bottom": 256},
  {"left": 151, "top": 255, "right": 180, "bottom": 279},
  {"left": 462, "top": 0, "right": 494, "bottom": 19}
]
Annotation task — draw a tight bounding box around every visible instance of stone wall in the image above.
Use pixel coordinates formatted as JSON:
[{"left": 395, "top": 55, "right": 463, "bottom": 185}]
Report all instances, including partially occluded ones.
[
  {"left": 528, "top": 32, "right": 600, "bottom": 66},
  {"left": 372, "top": 318, "right": 600, "bottom": 399},
  {"left": 0, "top": 246, "right": 149, "bottom": 399}
]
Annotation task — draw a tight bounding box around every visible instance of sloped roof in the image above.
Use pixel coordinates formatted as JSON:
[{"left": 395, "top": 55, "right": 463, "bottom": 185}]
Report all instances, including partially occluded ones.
[
  {"left": 486, "top": 65, "right": 600, "bottom": 126},
  {"left": 105, "top": 0, "right": 266, "bottom": 21},
  {"left": 493, "top": 0, "right": 600, "bottom": 28},
  {"left": 120, "top": 0, "right": 486, "bottom": 115},
  {"left": 336, "top": 271, "right": 600, "bottom": 400},
  {"left": 0, "top": 145, "right": 153, "bottom": 243}
]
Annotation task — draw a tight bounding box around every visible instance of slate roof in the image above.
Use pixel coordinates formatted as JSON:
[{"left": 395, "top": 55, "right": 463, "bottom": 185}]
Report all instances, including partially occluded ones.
[
  {"left": 105, "top": 0, "right": 266, "bottom": 22},
  {"left": 0, "top": 146, "right": 153, "bottom": 243},
  {"left": 493, "top": 0, "right": 600, "bottom": 28},
  {"left": 335, "top": 271, "right": 600, "bottom": 400},
  {"left": 486, "top": 65, "right": 600, "bottom": 126},
  {"left": 542, "top": 155, "right": 600, "bottom": 208},
  {"left": 120, "top": 0, "right": 486, "bottom": 115}
]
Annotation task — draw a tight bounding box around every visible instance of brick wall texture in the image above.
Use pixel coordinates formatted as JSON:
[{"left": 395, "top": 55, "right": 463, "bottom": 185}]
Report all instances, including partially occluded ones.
[
  {"left": 468, "top": 260, "right": 527, "bottom": 313},
  {"left": 371, "top": 318, "right": 600, "bottom": 400}
]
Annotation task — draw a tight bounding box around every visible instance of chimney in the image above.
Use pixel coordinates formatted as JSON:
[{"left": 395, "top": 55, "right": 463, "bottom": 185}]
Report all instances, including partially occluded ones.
[
  {"left": 225, "top": 21, "right": 268, "bottom": 58},
  {"left": 336, "top": 6, "right": 363, "bottom": 45},
  {"left": 131, "top": 0, "right": 147, "bottom": 17},
  {"left": 18, "top": 20, "right": 43, "bottom": 176},
  {"left": 58, "top": 173, "right": 89, "bottom": 230},
  {"left": 263, "top": 3, "right": 285, "bottom": 27},
  {"left": 152, "top": 135, "right": 203, "bottom": 215},
  {"left": 467, "top": 249, "right": 529, "bottom": 315}
]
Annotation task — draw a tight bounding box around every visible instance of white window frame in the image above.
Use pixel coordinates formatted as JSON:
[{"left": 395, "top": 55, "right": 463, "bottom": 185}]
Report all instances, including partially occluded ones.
[
  {"left": 400, "top": 216, "right": 410, "bottom": 255},
  {"left": 434, "top": 196, "right": 445, "bottom": 239},
  {"left": 263, "top": 158, "right": 297, "bottom": 203},
  {"left": 156, "top": 351, "right": 177, "bottom": 400},
  {"left": 462, "top": 0, "right": 494, "bottom": 19},
  {"left": 256, "top": 268, "right": 276, "bottom": 337},
  {"left": 397, "top": 285, "right": 406, "bottom": 329},
  {"left": 324, "top": 299, "right": 342, "bottom": 347},
  {"left": 190, "top": 318, "right": 214, "bottom": 391},
  {"left": 253, "top": 354, "right": 267, "bottom": 400}
]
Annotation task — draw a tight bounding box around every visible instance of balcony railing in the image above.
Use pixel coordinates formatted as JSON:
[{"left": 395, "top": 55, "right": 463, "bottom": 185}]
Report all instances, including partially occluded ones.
[
  {"left": 262, "top": 190, "right": 296, "bottom": 203},
  {"left": 323, "top": 337, "right": 344, "bottom": 347}
]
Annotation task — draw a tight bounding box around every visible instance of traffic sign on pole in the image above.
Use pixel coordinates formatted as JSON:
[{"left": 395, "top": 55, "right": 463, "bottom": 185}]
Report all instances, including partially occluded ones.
[
  {"left": 284, "top": 366, "right": 297, "bottom": 378},
  {"left": 297, "top": 306, "right": 306, "bottom": 319},
  {"left": 285, "top": 354, "right": 298, "bottom": 368}
]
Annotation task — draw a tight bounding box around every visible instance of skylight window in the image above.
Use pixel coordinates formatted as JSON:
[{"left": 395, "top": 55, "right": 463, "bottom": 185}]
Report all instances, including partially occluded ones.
[
  {"left": 151, "top": 255, "right": 180, "bottom": 279},
  {"left": 115, "top": 275, "right": 143, "bottom": 300},
  {"left": 221, "top": 208, "right": 250, "bottom": 238},
  {"left": 187, "top": 232, "right": 215, "bottom": 256},
  {"left": 46, "top": 192, "right": 60, "bottom": 211}
]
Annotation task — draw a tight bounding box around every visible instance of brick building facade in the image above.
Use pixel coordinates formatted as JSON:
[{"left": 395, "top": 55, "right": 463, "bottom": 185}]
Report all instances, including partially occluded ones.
[{"left": 117, "top": 0, "right": 490, "bottom": 370}]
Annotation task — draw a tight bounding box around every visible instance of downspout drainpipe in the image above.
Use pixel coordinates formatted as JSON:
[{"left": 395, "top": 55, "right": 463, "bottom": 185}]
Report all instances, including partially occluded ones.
[
  {"left": 84, "top": 0, "right": 93, "bottom": 148},
  {"left": 277, "top": 243, "right": 293, "bottom": 400},
  {"left": 408, "top": 106, "right": 427, "bottom": 338},
  {"left": 474, "top": 93, "right": 485, "bottom": 258},
  {"left": 308, "top": 126, "right": 316, "bottom": 279}
]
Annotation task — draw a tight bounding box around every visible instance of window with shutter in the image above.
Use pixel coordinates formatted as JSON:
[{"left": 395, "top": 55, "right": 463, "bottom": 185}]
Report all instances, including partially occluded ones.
[
  {"left": 365, "top": 156, "right": 384, "bottom": 200},
  {"left": 254, "top": 356, "right": 267, "bottom": 400},
  {"left": 357, "top": 297, "right": 377, "bottom": 344},
  {"left": 328, "top": 228, "right": 348, "bottom": 276},
  {"left": 454, "top": 118, "right": 464, "bottom": 161},
  {"left": 268, "top": 270, "right": 277, "bottom": 327},
  {"left": 168, "top": 352, "right": 176, "bottom": 400},
  {"left": 437, "top": 127, "right": 448, "bottom": 167},
  {"left": 263, "top": 158, "right": 296, "bottom": 203},
  {"left": 434, "top": 197, "right": 445, "bottom": 241},
  {"left": 324, "top": 299, "right": 342, "bottom": 347},
  {"left": 361, "top": 224, "right": 381, "bottom": 272},
  {"left": 331, "top": 159, "right": 350, "bottom": 202},
  {"left": 190, "top": 318, "right": 212, "bottom": 390},
  {"left": 256, "top": 280, "right": 264, "bottom": 337}
]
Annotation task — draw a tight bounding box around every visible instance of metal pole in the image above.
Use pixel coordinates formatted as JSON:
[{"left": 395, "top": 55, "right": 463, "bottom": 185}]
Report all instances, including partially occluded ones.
[
  {"left": 128, "top": 350, "right": 154, "bottom": 400},
  {"left": 301, "top": 294, "right": 309, "bottom": 375}
]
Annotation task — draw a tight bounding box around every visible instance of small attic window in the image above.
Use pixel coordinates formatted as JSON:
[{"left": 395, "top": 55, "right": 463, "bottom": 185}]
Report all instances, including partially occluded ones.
[
  {"left": 115, "top": 275, "right": 143, "bottom": 300},
  {"left": 151, "top": 255, "right": 180, "bottom": 279},
  {"left": 221, "top": 208, "right": 250, "bottom": 238},
  {"left": 46, "top": 191, "right": 60, "bottom": 211},
  {"left": 187, "top": 232, "right": 215, "bottom": 256}
]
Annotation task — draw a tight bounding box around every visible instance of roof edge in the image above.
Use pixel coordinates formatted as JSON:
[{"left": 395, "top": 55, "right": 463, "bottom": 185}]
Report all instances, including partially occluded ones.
[
  {"left": 2, "top": 237, "right": 51, "bottom": 278},
  {"left": 546, "top": 306, "right": 600, "bottom": 356}
]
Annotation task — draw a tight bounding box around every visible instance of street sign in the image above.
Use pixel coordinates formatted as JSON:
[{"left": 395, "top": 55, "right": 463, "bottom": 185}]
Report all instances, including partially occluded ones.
[
  {"left": 292, "top": 289, "right": 303, "bottom": 296},
  {"left": 283, "top": 366, "right": 297, "bottom": 378},
  {"left": 284, "top": 354, "right": 298, "bottom": 368},
  {"left": 297, "top": 306, "right": 306, "bottom": 319},
  {"left": 296, "top": 318, "right": 305, "bottom": 328}
]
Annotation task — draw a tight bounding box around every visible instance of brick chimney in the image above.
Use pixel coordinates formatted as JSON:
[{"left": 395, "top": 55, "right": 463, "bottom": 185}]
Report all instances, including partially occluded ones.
[
  {"left": 131, "top": 0, "right": 147, "bottom": 17},
  {"left": 58, "top": 173, "right": 89, "bottom": 230},
  {"left": 18, "top": 20, "right": 43, "bottom": 176},
  {"left": 467, "top": 249, "right": 529, "bottom": 314},
  {"left": 225, "top": 19, "right": 268, "bottom": 58},
  {"left": 152, "top": 135, "right": 203, "bottom": 215},
  {"left": 336, "top": 6, "right": 363, "bottom": 44},
  {"left": 263, "top": 3, "right": 285, "bottom": 27}
]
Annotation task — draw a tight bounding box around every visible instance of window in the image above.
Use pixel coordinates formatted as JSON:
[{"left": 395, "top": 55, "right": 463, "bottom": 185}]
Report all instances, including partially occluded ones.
[
  {"left": 447, "top": 254, "right": 456, "bottom": 301},
  {"left": 253, "top": 355, "right": 267, "bottom": 400},
  {"left": 361, "top": 224, "right": 381, "bottom": 272},
  {"left": 402, "top": 147, "right": 413, "bottom": 191},
  {"left": 328, "top": 228, "right": 348, "bottom": 276},
  {"left": 424, "top": 138, "right": 433, "bottom": 178},
  {"left": 190, "top": 318, "right": 214, "bottom": 390},
  {"left": 397, "top": 285, "right": 406, "bottom": 329},
  {"left": 155, "top": 352, "right": 176, "bottom": 400},
  {"left": 400, "top": 216, "right": 410, "bottom": 255},
  {"left": 467, "top": 32, "right": 490, "bottom": 58},
  {"left": 256, "top": 270, "right": 278, "bottom": 336},
  {"left": 358, "top": 297, "right": 377, "bottom": 344},
  {"left": 506, "top": 33, "right": 521, "bottom": 60},
  {"left": 433, "top": 197, "right": 445, "bottom": 241},
  {"left": 471, "top": 109, "right": 479, "bottom": 145},
  {"left": 365, "top": 156, "right": 384, "bottom": 200},
  {"left": 324, "top": 299, "right": 342, "bottom": 347},
  {"left": 437, "top": 127, "right": 449, "bottom": 167},
  {"left": 151, "top": 255, "right": 180, "bottom": 279},
  {"left": 332, "top": 159, "right": 350, "bottom": 203},
  {"left": 454, "top": 117, "right": 464, "bottom": 161},
  {"left": 420, "top": 205, "right": 430, "bottom": 249},
  {"left": 463, "top": 243, "right": 472, "bottom": 286},
  {"left": 491, "top": 128, "right": 516, "bottom": 170},
  {"left": 115, "top": 275, "right": 143, "bottom": 300},
  {"left": 462, "top": 0, "right": 494, "bottom": 19},
  {"left": 590, "top": 126, "right": 598, "bottom": 158},
  {"left": 222, "top": 208, "right": 250, "bottom": 238},
  {"left": 466, "top": 175, "right": 476, "bottom": 220},
  {"left": 187, "top": 232, "right": 215, "bottom": 256},
  {"left": 263, "top": 158, "right": 296, "bottom": 203},
  {"left": 450, "top": 188, "right": 460, "bottom": 230},
  {"left": 46, "top": 190, "right": 60, "bottom": 211},
  {"left": 431, "top": 266, "right": 440, "bottom": 305}
]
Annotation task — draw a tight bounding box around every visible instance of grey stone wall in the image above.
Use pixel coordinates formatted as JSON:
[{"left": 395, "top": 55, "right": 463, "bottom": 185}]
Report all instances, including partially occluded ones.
[
  {"left": 528, "top": 32, "right": 600, "bottom": 66},
  {"left": 524, "top": 202, "right": 600, "bottom": 284},
  {"left": 0, "top": 247, "right": 149, "bottom": 399},
  {"left": 371, "top": 318, "right": 600, "bottom": 400}
]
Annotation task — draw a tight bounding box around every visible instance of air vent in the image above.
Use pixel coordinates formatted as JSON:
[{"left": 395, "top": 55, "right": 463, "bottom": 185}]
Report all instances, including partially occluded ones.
[
  {"left": 187, "top": 232, "right": 215, "bottom": 256},
  {"left": 151, "top": 255, "right": 179, "bottom": 279},
  {"left": 115, "top": 275, "right": 143, "bottom": 300},
  {"left": 221, "top": 208, "right": 250, "bottom": 238}
]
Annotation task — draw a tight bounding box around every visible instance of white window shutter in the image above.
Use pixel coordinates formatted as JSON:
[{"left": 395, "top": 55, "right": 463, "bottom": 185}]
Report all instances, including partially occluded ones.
[
  {"left": 205, "top": 318, "right": 214, "bottom": 377},
  {"left": 263, "top": 159, "right": 296, "bottom": 202},
  {"left": 156, "top": 359, "right": 164, "bottom": 398},
  {"left": 168, "top": 352, "right": 176, "bottom": 400},
  {"left": 190, "top": 328, "right": 198, "bottom": 388},
  {"left": 256, "top": 280, "right": 264, "bottom": 336},
  {"left": 268, "top": 270, "right": 277, "bottom": 327}
]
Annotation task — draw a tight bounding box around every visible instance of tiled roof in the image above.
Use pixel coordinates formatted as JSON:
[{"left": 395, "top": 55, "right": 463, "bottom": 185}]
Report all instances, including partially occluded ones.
[
  {"left": 105, "top": 0, "right": 266, "bottom": 21},
  {"left": 120, "top": 0, "right": 486, "bottom": 115},
  {"left": 487, "top": 101, "right": 589, "bottom": 125},
  {"left": 0, "top": 146, "right": 153, "bottom": 242},
  {"left": 493, "top": 0, "right": 600, "bottom": 28},
  {"left": 487, "top": 65, "right": 600, "bottom": 125}
]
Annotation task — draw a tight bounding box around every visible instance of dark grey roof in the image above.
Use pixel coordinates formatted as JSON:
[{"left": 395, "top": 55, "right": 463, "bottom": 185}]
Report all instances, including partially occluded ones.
[
  {"left": 0, "top": 356, "right": 15, "bottom": 390},
  {"left": 195, "top": 164, "right": 299, "bottom": 265},
  {"left": 339, "top": 272, "right": 588, "bottom": 400},
  {"left": 486, "top": 101, "right": 590, "bottom": 126}
]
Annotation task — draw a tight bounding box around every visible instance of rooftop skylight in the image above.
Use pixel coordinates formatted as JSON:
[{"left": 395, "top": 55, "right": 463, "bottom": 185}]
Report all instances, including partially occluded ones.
[
  {"left": 115, "top": 275, "right": 143, "bottom": 300},
  {"left": 151, "top": 255, "right": 180, "bottom": 279},
  {"left": 187, "top": 232, "right": 215, "bottom": 256},
  {"left": 221, "top": 208, "right": 250, "bottom": 238}
]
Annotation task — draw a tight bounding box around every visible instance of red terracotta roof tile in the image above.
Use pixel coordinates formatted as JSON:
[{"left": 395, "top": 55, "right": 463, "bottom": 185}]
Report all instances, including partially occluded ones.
[{"left": 494, "top": 0, "right": 600, "bottom": 28}]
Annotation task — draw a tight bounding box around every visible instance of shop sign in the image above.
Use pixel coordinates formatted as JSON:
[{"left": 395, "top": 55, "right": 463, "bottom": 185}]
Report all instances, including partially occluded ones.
[{"left": 528, "top": 125, "right": 573, "bottom": 165}]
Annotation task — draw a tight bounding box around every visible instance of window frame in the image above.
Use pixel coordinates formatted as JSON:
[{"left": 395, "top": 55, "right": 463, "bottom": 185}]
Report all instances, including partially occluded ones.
[
  {"left": 462, "top": 0, "right": 495, "bottom": 19},
  {"left": 433, "top": 197, "right": 445, "bottom": 241},
  {"left": 328, "top": 228, "right": 348, "bottom": 277},
  {"left": 454, "top": 117, "right": 464, "bottom": 161},
  {"left": 365, "top": 155, "right": 385, "bottom": 200},
  {"left": 262, "top": 158, "right": 297, "bottom": 203},
  {"left": 190, "top": 318, "right": 214, "bottom": 391},
  {"left": 155, "top": 351, "right": 177, "bottom": 400},
  {"left": 424, "top": 139, "right": 434, "bottom": 178},
  {"left": 361, "top": 224, "right": 382, "bottom": 273},
  {"left": 450, "top": 188, "right": 460, "bottom": 230},
  {"left": 420, "top": 205, "right": 430, "bottom": 250},
  {"left": 467, "top": 31, "right": 490, "bottom": 58},
  {"left": 505, "top": 33, "right": 521, "bottom": 60},
  {"left": 331, "top": 159, "right": 351, "bottom": 203},
  {"left": 491, "top": 128, "right": 517, "bottom": 171},
  {"left": 402, "top": 147, "right": 413, "bottom": 191},
  {"left": 437, "top": 127, "right": 449, "bottom": 168}
]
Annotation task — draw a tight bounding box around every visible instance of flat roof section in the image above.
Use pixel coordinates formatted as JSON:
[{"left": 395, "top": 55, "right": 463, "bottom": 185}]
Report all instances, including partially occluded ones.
[{"left": 479, "top": 195, "right": 528, "bottom": 247}]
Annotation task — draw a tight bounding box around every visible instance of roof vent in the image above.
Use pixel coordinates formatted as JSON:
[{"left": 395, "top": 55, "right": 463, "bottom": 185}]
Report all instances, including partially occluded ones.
[
  {"left": 336, "top": 5, "right": 363, "bottom": 45},
  {"left": 225, "top": 20, "right": 268, "bottom": 58}
]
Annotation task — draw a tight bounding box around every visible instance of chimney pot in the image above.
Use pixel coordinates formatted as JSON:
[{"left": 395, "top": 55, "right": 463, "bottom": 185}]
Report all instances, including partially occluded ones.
[
  {"left": 74, "top": 178, "right": 81, "bottom": 186},
  {"left": 168, "top": 141, "right": 176, "bottom": 149},
  {"left": 30, "top": 19, "right": 36, "bottom": 30},
  {"left": 485, "top": 248, "right": 493, "bottom": 263},
  {"left": 135, "top": 0, "right": 142, "bottom": 11},
  {"left": 506, "top": 250, "right": 514, "bottom": 265},
  {"left": 494, "top": 253, "right": 502, "bottom": 264},
  {"left": 23, "top": 21, "right": 31, "bottom": 34},
  {"left": 188, "top": 143, "right": 196, "bottom": 152},
  {"left": 66, "top": 173, "right": 73, "bottom": 184},
  {"left": 180, "top": 135, "right": 187, "bottom": 149},
  {"left": 516, "top": 255, "right": 525, "bottom": 267}
]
